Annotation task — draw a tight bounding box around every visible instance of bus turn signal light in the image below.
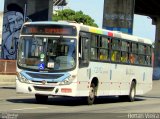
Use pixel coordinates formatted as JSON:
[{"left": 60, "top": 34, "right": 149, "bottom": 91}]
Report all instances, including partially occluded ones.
[{"left": 61, "top": 88, "right": 72, "bottom": 93}]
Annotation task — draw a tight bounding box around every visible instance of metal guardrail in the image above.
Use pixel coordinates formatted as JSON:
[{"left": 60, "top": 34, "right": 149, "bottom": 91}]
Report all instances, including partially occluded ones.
[{"left": 0, "top": 60, "right": 16, "bottom": 75}]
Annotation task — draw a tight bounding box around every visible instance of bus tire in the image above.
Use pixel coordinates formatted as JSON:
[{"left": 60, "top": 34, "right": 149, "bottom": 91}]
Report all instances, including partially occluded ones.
[
  {"left": 128, "top": 81, "right": 136, "bottom": 102},
  {"left": 35, "top": 94, "right": 48, "bottom": 104},
  {"left": 87, "top": 83, "right": 96, "bottom": 105},
  {"left": 119, "top": 81, "right": 136, "bottom": 102}
]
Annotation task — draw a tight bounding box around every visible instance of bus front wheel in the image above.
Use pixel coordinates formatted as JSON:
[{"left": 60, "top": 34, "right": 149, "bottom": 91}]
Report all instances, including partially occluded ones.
[
  {"left": 87, "top": 83, "right": 96, "bottom": 105},
  {"left": 35, "top": 94, "right": 48, "bottom": 104}
]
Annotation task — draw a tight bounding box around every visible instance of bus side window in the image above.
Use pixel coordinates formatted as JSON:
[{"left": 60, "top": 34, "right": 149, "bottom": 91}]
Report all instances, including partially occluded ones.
[
  {"left": 121, "top": 41, "right": 128, "bottom": 63},
  {"left": 99, "top": 36, "right": 109, "bottom": 61},
  {"left": 145, "top": 46, "right": 152, "bottom": 66},
  {"left": 83, "top": 38, "right": 90, "bottom": 62},
  {"left": 129, "top": 42, "right": 138, "bottom": 64}
]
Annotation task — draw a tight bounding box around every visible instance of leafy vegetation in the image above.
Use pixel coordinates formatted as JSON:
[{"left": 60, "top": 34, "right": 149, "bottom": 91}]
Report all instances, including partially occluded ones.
[{"left": 52, "top": 9, "right": 98, "bottom": 27}]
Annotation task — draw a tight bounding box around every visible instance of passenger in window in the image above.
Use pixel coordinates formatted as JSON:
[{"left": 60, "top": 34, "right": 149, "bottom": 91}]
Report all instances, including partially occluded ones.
[
  {"left": 99, "top": 51, "right": 107, "bottom": 61},
  {"left": 118, "top": 41, "right": 121, "bottom": 50},
  {"left": 111, "top": 51, "right": 117, "bottom": 62},
  {"left": 121, "top": 53, "right": 128, "bottom": 63},
  {"left": 108, "top": 39, "right": 111, "bottom": 49},
  {"left": 91, "top": 48, "right": 97, "bottom": 60},
  {"left": 100, "top": 53, "right": 105, "bottom": 60},
  {"left": 127, "top": 42, "right": 130, "bottom": 51},
  {"left": 139, "top": 57, "right": 142, "bottom": 64},
  {"left": 116, "top": 52, "right": 121, "bottom": 62},
  {"left": 111, "top": 51, "right": 121, "bottom": 62},
  {"left": 129, "top": 54, "right": 135, "bottom": 64},
  {"left": 146, "top": 56, "right": 151, "bottom": 65}
]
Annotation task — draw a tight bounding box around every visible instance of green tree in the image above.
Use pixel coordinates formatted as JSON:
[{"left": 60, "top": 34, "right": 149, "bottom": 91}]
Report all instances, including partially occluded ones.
[{"left": 52, "top": 9, "right": 98, "bottom": 27}]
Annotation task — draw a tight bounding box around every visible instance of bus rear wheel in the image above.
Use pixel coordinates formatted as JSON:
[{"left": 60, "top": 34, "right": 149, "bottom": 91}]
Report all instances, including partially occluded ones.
[
  {"left": 119, "top": 81, "right": 136, "bottom": 102},
  {"left": 35, "top": 94, "right": 48, "bottom": 104},
  {"left": 87, "top": 83, "right": 96, "bottom": 105},
  {"left": 128, "top": 81, "right": 136, "bottom": 102}
]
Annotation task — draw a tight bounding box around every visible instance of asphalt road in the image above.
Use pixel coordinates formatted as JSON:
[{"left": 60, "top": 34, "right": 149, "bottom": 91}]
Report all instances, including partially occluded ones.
[{"left": 0, "top": 80, "right": 160, "bottom": 119}]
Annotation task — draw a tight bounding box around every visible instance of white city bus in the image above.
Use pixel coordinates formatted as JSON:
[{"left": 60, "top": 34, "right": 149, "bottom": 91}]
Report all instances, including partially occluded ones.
[{"left": 16, "top": 21, "right": 153, "bottom": 105}]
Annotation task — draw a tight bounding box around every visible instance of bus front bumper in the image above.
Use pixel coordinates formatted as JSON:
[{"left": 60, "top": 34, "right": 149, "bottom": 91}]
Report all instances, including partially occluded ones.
[{"left": 16, "top": 79, "right": 77, "bottom": 97}]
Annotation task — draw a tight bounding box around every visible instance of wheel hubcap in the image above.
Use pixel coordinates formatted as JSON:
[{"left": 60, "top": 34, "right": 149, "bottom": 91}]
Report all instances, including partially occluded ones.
[
  {"left": 131, "top": 88, "right": 135, "bottom": 99},
  {"left": 89, "top": 87, "right": 94, "bottom": 99}
]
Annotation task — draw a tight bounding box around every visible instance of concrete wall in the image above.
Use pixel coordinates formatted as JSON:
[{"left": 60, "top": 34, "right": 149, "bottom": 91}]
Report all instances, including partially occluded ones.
[
  {"left": 4, "top": 0, "right": 26, "bottom": 12},
  {"left": 0, "top": 0, "right": 4, "bottom": 47},
  {"left": 1, "top": 0, "right": 53, "bottom": 60},
  {"left": 4, "top": 0, "right": 53, "bottom": 21},
  {"left": 27, "top": 0, "right": 53, "bottom": 21},
  {"left": 153, "top": 18, "right": 160, "bottom": 80},
  {"left": 0, "top": 60, "right": 16, "bottom": 74},
  {"left": 0, "top": 75, "right": 16, "bottom": 85},
  {"left": 0, "top": 12, "right": 3, "bottom": 46}
]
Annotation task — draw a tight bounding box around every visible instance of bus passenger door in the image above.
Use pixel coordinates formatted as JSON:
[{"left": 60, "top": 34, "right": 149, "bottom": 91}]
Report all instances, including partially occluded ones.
[
  {"left": 79, "top": 33, "right": 90, "bottom": 68},
  {"left": 77, "top": 32, "right": 91, "bottom": 94}
]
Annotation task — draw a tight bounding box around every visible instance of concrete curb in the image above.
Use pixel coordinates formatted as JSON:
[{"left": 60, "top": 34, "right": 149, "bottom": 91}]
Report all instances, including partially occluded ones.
[{"left": 0, "top": 75, "right": 16, "bottom": 86}]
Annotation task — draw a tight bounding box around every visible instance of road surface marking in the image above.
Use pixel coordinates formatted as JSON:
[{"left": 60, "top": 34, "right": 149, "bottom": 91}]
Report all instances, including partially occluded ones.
[{"left": 12, "top": 107, "right": 48, "bottom": 111}]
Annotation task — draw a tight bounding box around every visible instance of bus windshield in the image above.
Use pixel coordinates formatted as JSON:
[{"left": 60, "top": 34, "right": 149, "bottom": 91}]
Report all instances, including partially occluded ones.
[{"left": 18, "top": 36, "right": 76, "bottom": 71}]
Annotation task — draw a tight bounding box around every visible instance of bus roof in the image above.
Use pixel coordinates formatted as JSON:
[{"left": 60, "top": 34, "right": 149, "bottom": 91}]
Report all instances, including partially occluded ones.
[
  {"left": 78, "top": 24, "right": 152, "bottom": 45},
  {"left": 23, "top": 21, "right": 152, "bottom": 45}
]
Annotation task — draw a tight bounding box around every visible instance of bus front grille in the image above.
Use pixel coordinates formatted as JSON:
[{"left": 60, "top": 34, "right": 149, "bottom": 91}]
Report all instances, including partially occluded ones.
[
  {"left": 34, "top": 85, "right": 55, "bottom": 91},
  {"left": 31, "top": 80, "right": 58, "bottom": 83},
  {"left": 26, "top": 73, "right": 64, "bottom": 79}
]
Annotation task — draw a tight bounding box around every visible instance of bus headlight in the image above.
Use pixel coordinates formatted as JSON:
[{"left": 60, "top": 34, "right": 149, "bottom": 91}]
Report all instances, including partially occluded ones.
[
  {"left": 17, "top": 72, "right": 30, "bottom": 83},
  {"left": 59, "top": 75, "right": 76, "bottom": 85}
]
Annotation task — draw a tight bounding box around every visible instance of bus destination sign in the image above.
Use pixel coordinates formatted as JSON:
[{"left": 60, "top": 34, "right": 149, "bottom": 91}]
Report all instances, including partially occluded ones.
[{"left": 22, "top": 25, "right": 77, "bottom": 36}]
